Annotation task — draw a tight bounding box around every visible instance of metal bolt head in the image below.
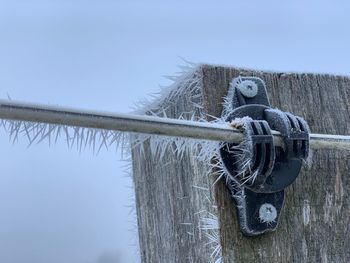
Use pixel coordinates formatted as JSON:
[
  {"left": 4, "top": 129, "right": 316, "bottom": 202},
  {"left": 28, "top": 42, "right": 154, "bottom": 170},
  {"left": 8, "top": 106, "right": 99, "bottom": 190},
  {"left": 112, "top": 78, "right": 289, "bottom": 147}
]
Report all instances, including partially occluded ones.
[
  {"left": 259, "top": 203, "right": 277, "bottom": 223},
  {"left": 235, "top": 79, "right": 258, "bottom": 98}
]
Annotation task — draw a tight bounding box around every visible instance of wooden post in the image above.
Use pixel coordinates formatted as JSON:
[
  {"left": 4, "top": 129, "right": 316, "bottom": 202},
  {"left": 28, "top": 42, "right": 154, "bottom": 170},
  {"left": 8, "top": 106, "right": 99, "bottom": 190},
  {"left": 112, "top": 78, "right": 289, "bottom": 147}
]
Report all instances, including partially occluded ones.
[{"left": 132, "top": 65, "right": 350, "bottom": 262}]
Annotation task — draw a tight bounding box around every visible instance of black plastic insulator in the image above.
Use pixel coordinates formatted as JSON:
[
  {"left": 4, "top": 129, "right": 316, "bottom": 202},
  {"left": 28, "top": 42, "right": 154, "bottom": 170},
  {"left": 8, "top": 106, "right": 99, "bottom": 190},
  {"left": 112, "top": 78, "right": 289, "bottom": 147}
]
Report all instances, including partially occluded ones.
[
  {"left": 220, "top": 120, "right": 275, "bottom": 190},
  {"left": 220, "top": 76, "right": 310, "bottom": 236}
]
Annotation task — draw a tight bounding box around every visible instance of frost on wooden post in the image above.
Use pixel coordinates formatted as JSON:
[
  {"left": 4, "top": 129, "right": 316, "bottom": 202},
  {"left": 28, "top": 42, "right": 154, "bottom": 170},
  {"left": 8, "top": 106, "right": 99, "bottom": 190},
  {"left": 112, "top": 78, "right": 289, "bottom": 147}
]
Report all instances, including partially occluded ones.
[
  {"left": 132, "top": 63, "right": 224, "bottom": 263},
  {"left": 130, "top": 65, "right": 265, "bottom": 262}
]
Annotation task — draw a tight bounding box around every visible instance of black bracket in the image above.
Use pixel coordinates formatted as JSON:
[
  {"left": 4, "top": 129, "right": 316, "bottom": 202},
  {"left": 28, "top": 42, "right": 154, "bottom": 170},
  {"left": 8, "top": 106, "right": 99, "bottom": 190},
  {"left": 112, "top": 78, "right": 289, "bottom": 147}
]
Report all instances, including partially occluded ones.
[{"left": 220, "top": 77, "right": 310, "bottom": 236}]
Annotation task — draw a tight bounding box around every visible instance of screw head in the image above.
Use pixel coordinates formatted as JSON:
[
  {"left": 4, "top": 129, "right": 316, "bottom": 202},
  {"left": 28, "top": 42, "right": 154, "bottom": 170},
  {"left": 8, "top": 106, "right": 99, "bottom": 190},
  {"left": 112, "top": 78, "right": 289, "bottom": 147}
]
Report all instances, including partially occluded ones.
[
  {"left": 235, "top": 79, "right": 258, "bottom": 98},
  {"left": 259, "top": 203, "right": 277, "bottom": 223}
]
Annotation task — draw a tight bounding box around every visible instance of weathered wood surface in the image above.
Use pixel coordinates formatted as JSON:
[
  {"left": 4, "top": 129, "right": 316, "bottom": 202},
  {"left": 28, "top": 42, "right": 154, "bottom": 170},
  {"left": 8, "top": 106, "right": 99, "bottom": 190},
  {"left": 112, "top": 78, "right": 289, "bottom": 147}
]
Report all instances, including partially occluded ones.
[
  {"left": 131, "top": 70, "right": 218, "bottom": 262},
  {"left": 132, "top": 64, "right": 350, "bottom": 263},
  {"left": 201, "top": 65, "right": 350, "bottom": 263}
]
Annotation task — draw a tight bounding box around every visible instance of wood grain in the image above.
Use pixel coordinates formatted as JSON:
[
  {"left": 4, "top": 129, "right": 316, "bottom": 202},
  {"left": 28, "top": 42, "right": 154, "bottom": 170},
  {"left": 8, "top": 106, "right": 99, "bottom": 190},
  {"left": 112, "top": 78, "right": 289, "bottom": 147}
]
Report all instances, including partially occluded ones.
[
  {"left": 201, "top": 65, "right": 350, "bottom": 263},
  {"left": 132, "top": 64, "right": 350, "bottom": 263},
  {"left": 131, "top": 69, "right": 217, "bottom": 262}
]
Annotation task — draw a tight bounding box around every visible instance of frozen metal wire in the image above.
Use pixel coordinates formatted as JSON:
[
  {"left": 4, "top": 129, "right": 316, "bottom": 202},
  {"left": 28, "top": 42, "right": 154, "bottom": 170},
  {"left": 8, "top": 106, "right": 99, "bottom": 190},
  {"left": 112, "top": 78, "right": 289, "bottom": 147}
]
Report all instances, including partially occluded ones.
[{"left": 0, "top": 100, "right": 349, "bottom": 151}]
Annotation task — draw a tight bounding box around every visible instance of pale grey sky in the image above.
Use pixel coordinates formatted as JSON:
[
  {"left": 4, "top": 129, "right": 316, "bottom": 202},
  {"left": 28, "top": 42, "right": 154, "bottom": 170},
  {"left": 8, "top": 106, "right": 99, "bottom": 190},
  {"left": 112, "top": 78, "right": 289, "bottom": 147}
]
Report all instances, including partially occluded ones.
[{"left": 0, "top": 0, "right": 350, "bottom": 262}]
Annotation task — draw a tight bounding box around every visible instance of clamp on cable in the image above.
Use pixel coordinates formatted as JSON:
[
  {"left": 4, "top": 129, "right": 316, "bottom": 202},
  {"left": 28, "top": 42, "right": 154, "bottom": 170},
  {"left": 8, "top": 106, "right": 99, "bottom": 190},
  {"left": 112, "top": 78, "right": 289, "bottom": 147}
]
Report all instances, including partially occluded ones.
[{"left": 220, "top": 77, "right": 310, "bottom": 236}]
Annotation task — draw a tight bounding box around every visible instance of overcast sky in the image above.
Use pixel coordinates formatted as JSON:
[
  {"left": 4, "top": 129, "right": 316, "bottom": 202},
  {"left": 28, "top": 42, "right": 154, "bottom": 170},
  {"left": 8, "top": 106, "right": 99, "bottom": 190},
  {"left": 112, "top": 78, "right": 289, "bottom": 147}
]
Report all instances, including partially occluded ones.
[{"left": 1, "top": 1, "right": 350, "bottom": 262}]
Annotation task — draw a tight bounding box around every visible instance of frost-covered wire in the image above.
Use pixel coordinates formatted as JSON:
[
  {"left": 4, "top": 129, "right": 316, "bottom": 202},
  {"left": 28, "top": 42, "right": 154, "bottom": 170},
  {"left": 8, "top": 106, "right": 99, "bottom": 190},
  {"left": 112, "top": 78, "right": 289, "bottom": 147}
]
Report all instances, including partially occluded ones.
[{"left": 0, "top": 100, "right": 349, "bottom": 151}]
